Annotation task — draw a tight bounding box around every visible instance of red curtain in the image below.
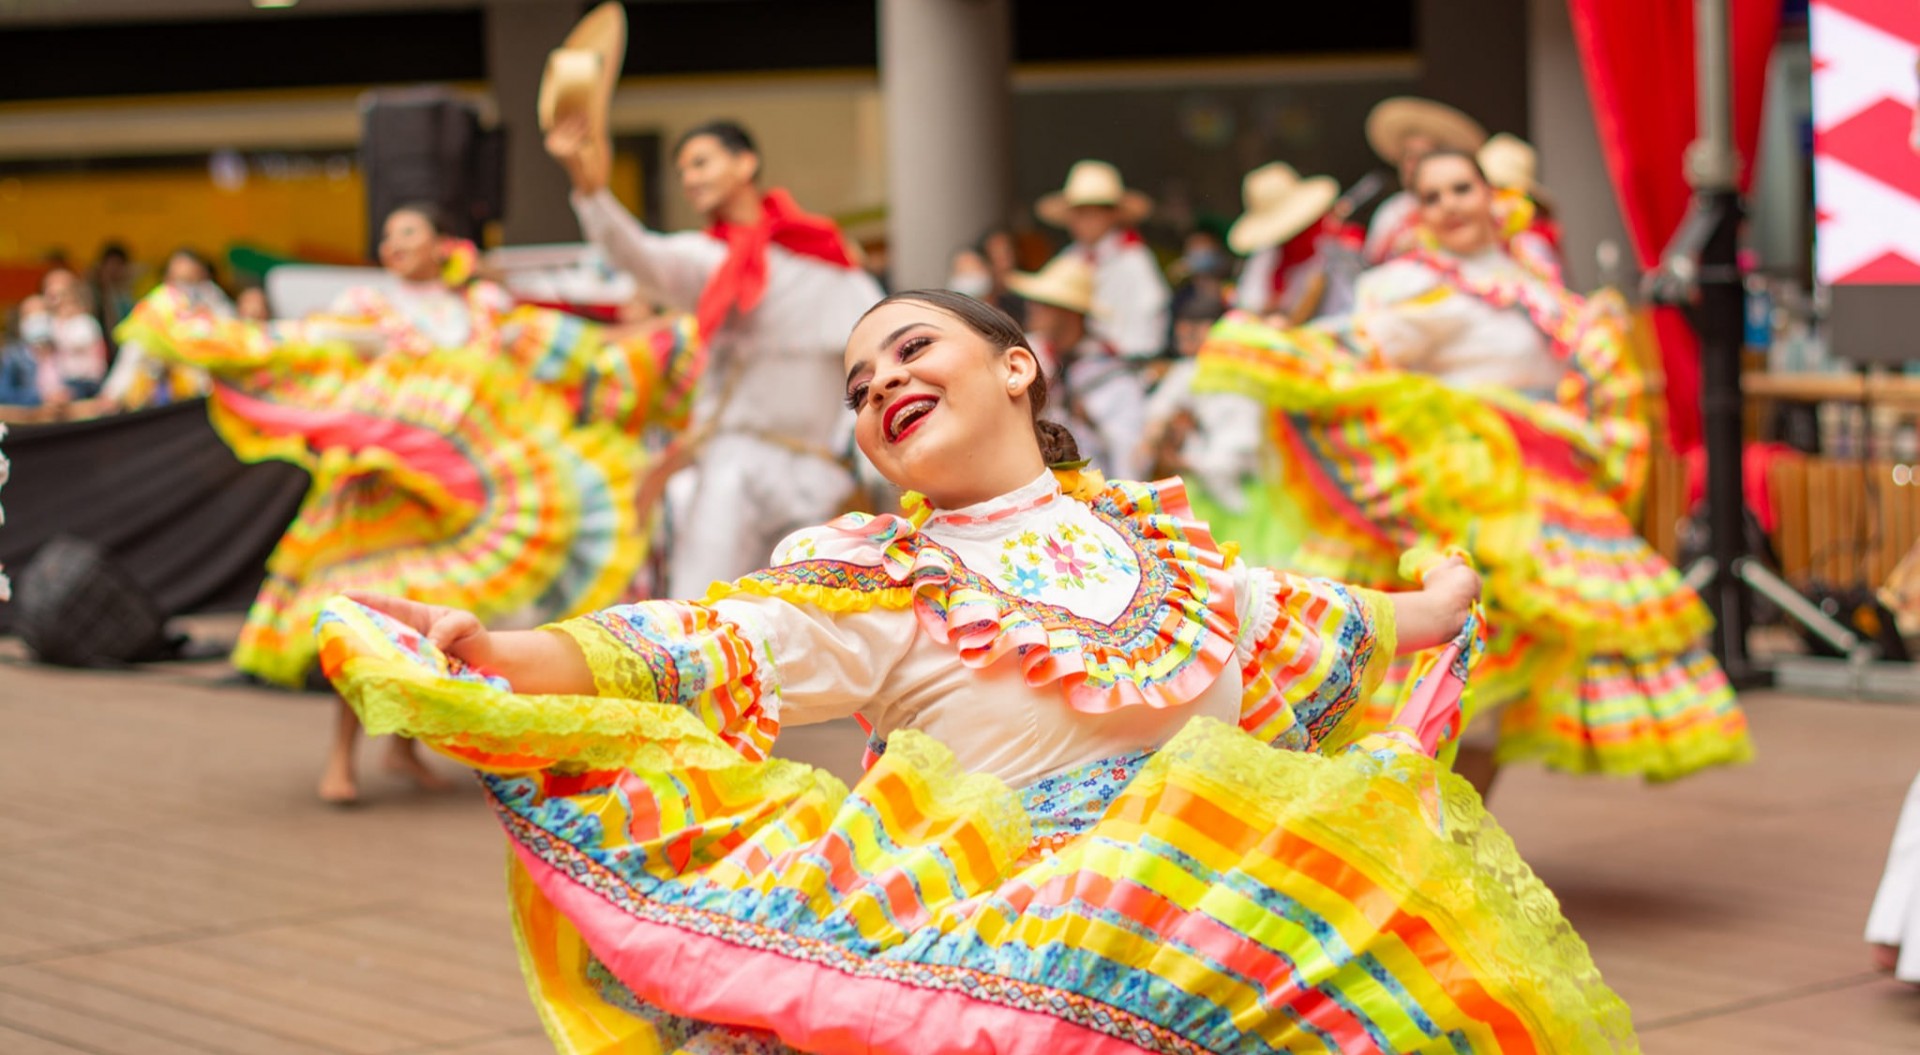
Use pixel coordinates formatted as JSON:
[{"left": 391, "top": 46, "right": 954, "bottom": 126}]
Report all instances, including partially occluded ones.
[{"left": 1569, "top": 0, "right": 1783, "bottom": 452}]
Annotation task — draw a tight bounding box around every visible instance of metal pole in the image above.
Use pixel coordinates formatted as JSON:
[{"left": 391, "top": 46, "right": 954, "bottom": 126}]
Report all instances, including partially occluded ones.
[
  {"left": 1690, "top": 0, "right": 1737, "bottom": 191},
  {"left": 1690, "top": 0, "right": 1759, "bottom": 684}
]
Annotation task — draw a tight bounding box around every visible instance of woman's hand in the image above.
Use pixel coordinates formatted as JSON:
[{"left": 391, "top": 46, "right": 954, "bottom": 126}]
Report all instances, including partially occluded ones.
[
  {"left": 344, "top": 591, "right": 497, "bottom": 671},
  {"left": 1422, "top": 555, "right": 1480, "bottom": 623},
  {"left": 1389, "top": 556, "right": 1481, "bottom": 655},
  {"left": 342, "top": 591, "right": 598, "bottom": 696}
]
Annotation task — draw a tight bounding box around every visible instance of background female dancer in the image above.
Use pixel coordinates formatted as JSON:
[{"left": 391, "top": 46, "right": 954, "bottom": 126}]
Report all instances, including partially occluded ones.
[
  {"left": 119, "top": 202, "right": 703, "bottom": 804},
  {"left": 1197, "top": 150, "right": 1750, "bottom": 796},
  {"left": 315, "top": 289, "right": 1637, "bottom": 1053}
]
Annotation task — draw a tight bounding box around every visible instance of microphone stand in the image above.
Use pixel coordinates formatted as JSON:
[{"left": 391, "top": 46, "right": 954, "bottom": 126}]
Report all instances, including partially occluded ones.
[{"left": 1657, "top": 0, "right": 1875, "bottom": 686}]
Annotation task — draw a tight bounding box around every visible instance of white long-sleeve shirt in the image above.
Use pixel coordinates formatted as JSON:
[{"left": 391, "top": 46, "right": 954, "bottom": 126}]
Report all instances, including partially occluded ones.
[
  {"left": 571, "top": 189, "right": 883, "bottom": 445},
  {"left": 1234, "top": 242, "right": 1363, "bottom": 322},
  {"left": 1059, "top": 231, "right": 1170, "bottom": 359},
  {"left": 571, "top": 189, "right": 885, "bottom": 596}
]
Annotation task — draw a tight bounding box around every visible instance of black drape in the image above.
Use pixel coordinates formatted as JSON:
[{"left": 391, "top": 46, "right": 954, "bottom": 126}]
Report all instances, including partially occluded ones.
[{"left": 0, "top": 400, "right": 307, "bottom": 632}]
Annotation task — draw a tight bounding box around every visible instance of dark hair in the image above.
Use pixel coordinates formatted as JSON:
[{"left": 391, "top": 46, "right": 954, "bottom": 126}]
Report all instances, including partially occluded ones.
[
  {"left": 167, "top": 247, "right": 215, "bottom": 279},
  {"left": 1409, "top": 148, "right": 1490, "bottom": 194},
  {"left": 675, "top": 120, "right": 758, "bottom": 162},
  {"left": 386, "top": 201, "right": 452, "bottom": 236},
  {"left": 99, "top": 242, "right": 130, "bottom": 264},
  {"left": 858, "top": 289, "right": 1082, "bottom": 466}
]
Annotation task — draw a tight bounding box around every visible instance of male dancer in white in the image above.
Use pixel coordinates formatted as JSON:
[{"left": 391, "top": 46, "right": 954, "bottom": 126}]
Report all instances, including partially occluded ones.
[{"left": 548, "top": 117, "right": 883, "bottom": 597}]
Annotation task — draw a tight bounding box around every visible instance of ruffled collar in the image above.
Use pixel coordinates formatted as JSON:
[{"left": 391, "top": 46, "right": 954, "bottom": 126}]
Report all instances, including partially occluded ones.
[
  {"left": 919, "top": 470, "right": 1062, "bottom": 537},
  {"left": 718, "top": 473, "right": 1242, "bottom": 717}
]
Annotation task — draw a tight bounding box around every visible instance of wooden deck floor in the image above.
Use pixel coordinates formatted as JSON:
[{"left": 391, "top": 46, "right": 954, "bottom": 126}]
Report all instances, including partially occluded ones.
[{"left": 1, "top": 645, "right": 1916, "bottom": 1053}]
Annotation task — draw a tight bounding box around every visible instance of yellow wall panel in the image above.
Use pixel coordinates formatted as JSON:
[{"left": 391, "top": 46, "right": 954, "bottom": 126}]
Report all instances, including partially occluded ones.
[{"left": 0, "top": 165, "right": 368, "bottom": 274}]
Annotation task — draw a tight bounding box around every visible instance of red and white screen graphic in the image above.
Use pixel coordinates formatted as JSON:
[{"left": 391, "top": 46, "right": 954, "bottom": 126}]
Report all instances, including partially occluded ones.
[{"left": 1813, "top": 0, "right": 1920, "bottom": 284}]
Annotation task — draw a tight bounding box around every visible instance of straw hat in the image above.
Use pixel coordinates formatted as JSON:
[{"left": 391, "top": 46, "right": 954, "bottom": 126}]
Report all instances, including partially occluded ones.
[
  {"left": 1226, "top": 163, "right": 1341, "bottom": 255},
  {"left": 1365, "top": 97, "right": 1487, "bottom": 166},
  {"left": 1005, "top": 254, "right": 1100, "bottom": 317},
  {"left": 1477, "top": 132, "right": 1554, "bottom": 210},
  {"left": 537, "top": 2, "right": 627, "bottom": 141},
  {"left": 1036, "top": 160, "right": 1153, "bottom": 228}
]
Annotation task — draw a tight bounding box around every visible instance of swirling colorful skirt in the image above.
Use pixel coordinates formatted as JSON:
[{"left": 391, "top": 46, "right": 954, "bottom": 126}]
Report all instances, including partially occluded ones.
[
  {"left": 316, "top": 597, "right": 1639, "bottom": 1054},
  {"left": 1195, "top": 317, "right": 1749, "bottom": 782},
  {"left": 119, "top": 302, "right": 655, "bottom": 687}
]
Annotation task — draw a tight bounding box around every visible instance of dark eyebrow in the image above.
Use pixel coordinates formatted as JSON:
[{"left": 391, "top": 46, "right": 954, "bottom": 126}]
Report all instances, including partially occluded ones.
[{"left": 879, "top": 321, "right": 937, "bottom": 352}]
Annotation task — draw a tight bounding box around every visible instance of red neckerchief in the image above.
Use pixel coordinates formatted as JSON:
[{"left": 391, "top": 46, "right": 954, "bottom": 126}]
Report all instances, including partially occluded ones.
[
  {"left": 1269, "top": 217, "right": 1334, "bottom": 295},
  {"left": 1080, "top": 228, "right": 1145, "bottom": 262},
  {"left": 697, "top": 188, "right": 858, "bottom": 336}
]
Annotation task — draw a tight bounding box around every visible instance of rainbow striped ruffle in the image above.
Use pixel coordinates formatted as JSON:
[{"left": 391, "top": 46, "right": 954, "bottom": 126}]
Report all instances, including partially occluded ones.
[
  {"left": 317, "top": 596, "right": 1639, "bottom": 1054},
  {"left": 118, "top": 289, "right": 701, "bottom": 686},
  {"left": 1194, "top": 314, "right": 1749, "bottom": 782}
]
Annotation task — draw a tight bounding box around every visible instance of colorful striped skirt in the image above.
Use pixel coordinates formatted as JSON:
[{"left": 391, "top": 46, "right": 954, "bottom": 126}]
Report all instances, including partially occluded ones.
[
  {"left": 117, "top": 291, "right": 681, "bottom": 686},
  {"left": 316, "top": 596, "right": 1640, "bottom": 1054},
  {"left": 1195, "top": 317, "right": 1750, "bottom": 782}
]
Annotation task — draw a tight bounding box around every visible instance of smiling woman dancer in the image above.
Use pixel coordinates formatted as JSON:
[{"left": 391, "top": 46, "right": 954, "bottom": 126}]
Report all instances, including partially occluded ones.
[
  {"left": 1197, "top": 150, "right": 1749, "bottom": 797},
  {"left": 316, "top": 289, "right": 1638, "bottom": 1053}
]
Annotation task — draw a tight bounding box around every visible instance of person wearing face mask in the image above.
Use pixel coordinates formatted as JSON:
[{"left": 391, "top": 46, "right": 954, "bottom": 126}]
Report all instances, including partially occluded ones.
[
  {"left": 945, "top": 246, "right": 996, "bottom": 301},
  {"left": 1167, "top": 229, "right": 1230, "bottom": 344},
  {"left": 315, "top": 287, "right": 1638, "bottom": 1054},
  {"left": 1197, "top": 149, "right": 1749, "bottom": 798},
  {"left": 544, "top": 8, "right": 881, "bottom": 602},
  {"left": 1034, "top": 160, "right": 1171, "bottom": 360},
  {"left": 1361, "top": 97, "right": 1488, "bottom": 266}
]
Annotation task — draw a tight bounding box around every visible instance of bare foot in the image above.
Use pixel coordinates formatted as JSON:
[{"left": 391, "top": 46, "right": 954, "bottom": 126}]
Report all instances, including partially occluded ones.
[
  {"left": 1872, "top": 943, "right": 1901, "bottom": 973},
  {"left": 318, "top": 761, "right": 359, "bottom": 807},
  {"left": 384, "top": 739, "right": 455, "bottom": 791}
]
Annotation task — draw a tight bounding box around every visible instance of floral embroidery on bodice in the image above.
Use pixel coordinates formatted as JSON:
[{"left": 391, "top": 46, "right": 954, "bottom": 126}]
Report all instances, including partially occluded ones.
[
  {"left": 919, "top": 472, "right": 1143, "bottom": 625},
  {"left": 994, "top": 523, "right": 1139, "bottom": 601}
]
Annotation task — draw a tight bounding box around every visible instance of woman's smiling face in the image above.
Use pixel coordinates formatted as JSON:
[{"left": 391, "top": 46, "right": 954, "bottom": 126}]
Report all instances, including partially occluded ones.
[
  {"left": 1414, "top": 153, "right": 1498, "bottom": 258},
  {"left": 842, "top": 298, "right": 1042, "bottom": 509}
]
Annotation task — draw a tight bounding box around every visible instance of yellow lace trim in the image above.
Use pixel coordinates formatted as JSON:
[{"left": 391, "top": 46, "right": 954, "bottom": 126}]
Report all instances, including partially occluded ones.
[
  {"left": 321, "top": 603, "right": 753, "bottom": 775},
  {"left": 702, "top": 574, "right": 915, "bottom": 615}
]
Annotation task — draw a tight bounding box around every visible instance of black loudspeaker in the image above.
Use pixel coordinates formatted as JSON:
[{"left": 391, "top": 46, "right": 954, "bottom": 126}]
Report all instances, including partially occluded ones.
[
  {"left": 359, "top": 87, "right": 506, "bottom": 252},
  {"left": 14, "top": 535, "right": 179, "bottom": 668}
]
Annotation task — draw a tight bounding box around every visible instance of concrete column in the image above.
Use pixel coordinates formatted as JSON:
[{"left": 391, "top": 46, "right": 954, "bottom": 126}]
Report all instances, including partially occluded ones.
[
  {"left": 1417, "top": 0, "right": 1530, "bottom": 139},
  {"left": 880, "top": 0, "right": 1013, "bottom": 290},
  {"left": 484, "top": 0, "right": 583, "bottom": 245},
  {"left": 1528, "top": 0, "right": 1634, "bottom": 292}
]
